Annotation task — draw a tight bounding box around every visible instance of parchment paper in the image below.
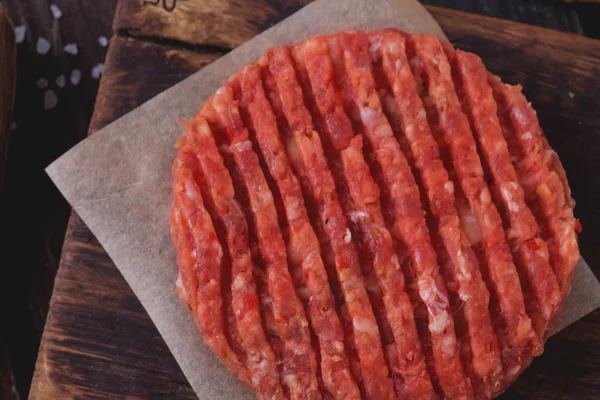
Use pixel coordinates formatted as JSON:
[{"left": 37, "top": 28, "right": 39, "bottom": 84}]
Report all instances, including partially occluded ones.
[{"left": 46, "top": 0, "right": 600, "bottom": 398}]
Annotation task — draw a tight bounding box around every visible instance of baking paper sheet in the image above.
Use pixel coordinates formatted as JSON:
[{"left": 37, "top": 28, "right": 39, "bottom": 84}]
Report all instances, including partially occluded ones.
[{"left": 46, "top": 0, "right": 600, "bottom": 398}]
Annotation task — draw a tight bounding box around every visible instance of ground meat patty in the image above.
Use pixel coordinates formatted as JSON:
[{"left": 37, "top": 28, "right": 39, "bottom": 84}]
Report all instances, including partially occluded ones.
[
  {"left": 294, "top": 35, "right": 435, "bottom": 399},
  {"left": 169, "top": 28, "right": 580, "bottom": 400},
  {"left": 238, "top": 64, "right": 360, "bottom": 400},
  {"left": 335, "top": 31, "right": 475, "bottom": 400},
  {"left": 368, "top": 30, "right": 503, "bottom": 398},
  {"left": 407, "top": 34, "right": 542, "bottom": 379},
  {"left": 270, "top": 45, "right": 395, "bottom": 400},
  {"left": 185, "top": 118, "right": 285, "bottom": 399},
  {"left": 488, "top": 74, "right": 580, "bottom": 300},
  {"left": 170, "top": 147, "right": 250, "bottom": 387},
  {"left": 451, "top": 50, "right": 561, "bottom": 340},
  {"left": 202, "top": 85, "right": 320, "bottom": 400}
]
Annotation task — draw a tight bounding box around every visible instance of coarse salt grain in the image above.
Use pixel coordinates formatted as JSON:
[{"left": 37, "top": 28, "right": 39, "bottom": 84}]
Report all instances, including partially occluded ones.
[
  {"left": 70, "top": 69, "right": 82, "bottom": 86},
  {"left": 91, "top": 63, "right": 104, "bottom": 79},
  {"left": 56, "top": 74, "right": 66, "bottom": 88},
  {"left": 64, "top": 43, "right": 78, "bottom": 55},
  {"left": 36, "top": 38, "right": 51, "bottom": 55},
  {"left": 14, "top": 25, "right": 26, "bottom": 43},
  {"left": 44, "top": 90, "right": 58, "bottom": 110},
  {"left": 36, "top": 78, "right": 48, "bottom": 89},
  {"left": 98, "top": 36, "right": 109, "bottom": 47},
  {"left": 50, "top": 4, "right": 62, "bottom": 19}
]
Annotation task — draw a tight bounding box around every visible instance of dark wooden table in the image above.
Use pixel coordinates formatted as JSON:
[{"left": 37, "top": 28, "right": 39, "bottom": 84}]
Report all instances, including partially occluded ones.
[
  {"left": 1, "top": 0, "right": 598, "bottom": 399},
  {"left": 0, "top": 1, "right": 116, "bottom": 399},
  {"left": 0, "top": 5, "right": 16, "bottom": 399}
]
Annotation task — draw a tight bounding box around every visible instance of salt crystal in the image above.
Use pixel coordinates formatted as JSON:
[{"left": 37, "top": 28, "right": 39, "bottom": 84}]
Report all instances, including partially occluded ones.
[
  {"left": 50, "top": 4, "right": 62, "bottom": 19},
  {"left": 14, "top": 25, "right": 26, "bottom": 43},
  {"left": 98, "top": 36, "right": 109, "bottom": 47},
  {"left": 44, "top": 90, "right": 58, "bottom": 110},
  {"left": 56, "top": 74, "right": 66, "bottom": 88},
  {"left": 568, "top": 92, "right": 575, "bottom": 99},
  {"left": 70, "top": 69, "right": 82, "bottom": 86},
  {"left": 37, "top": 78, "right": 48, "bottom": 89},
  {"left": 64, "top": 43, "right": 78, "bottom": 55},
  {"left": 91, "top": 63, "right": 104, "bottom": 79},
  {"left": 36, "top": 38, "right": 51, "bottom": 55},
  {"left": 9, "top": 122, "right": 17, "bottom": 131}
]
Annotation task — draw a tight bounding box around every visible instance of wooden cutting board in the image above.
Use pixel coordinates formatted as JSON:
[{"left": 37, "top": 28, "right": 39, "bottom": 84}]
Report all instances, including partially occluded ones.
[{"left": 29, "top": 2, "right": 600, "bottom": 399}]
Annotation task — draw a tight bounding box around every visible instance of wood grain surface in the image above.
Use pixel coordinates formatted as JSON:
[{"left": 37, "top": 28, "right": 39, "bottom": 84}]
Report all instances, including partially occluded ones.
[
  {"left": 113, "top": 0, "right": 586, "bottom": 47},
  {"left": 30, "top": 35, "right": 218, "bottom": 400},
  {"left": 423, "top": 0, "right": 584, "bottom": 33},
  {"left": 114, "top": 0, "right": 311, "bottom": 49},
  {"left": 30, "top": 2, "right": 600, "bottom": 400},
  {"left": 0, "top": 1, "right": 117, "bottom": 397}
]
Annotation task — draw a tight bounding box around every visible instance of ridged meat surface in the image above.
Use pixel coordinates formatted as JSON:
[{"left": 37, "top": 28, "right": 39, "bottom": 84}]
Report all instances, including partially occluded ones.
[
  {"left": 488, "top": 74, "right": 580, "bottom": 299},
  {"left": 451, "top": 50, "right": 560, "bottom": 340},
  {"left": 202, "top": 84, "right": 320, "bottom": 400},
  {"left": 368, "top": 30, "right": 503, "bottom": 398},
  {"left": 238, "top": 64, "right": 360, "bottom": 400},
  {"left": 271, "top": 44, "right": 394, "bottom": 400},
  {"left": 170, "top": 29, "right": 580, "bottom": 400},
  {"left": 171, "top": 146, "right": 251, "bottom": 387},
  {"left": 407, "top": 34, "right": 541, "bottom": 379},
  {"left": 295, "top": 34, "right": 435, "bottom": 400}
]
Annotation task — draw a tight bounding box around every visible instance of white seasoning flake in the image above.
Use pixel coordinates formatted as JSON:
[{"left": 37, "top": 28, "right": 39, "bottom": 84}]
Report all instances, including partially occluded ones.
[
  {"left": 568, "top": 92, "right": 575, "bottom": 99},
  {"left": 444, "top": 181, "right": 454, "bottom": 194},
  {"left": 344, "top": 228, "right": 352, "bottom": 243},
  {"left": 98, "top": 36, "right": 109, "bottom": 47},
  {"left": 56, "top": 74, "right": 66, "bottom": 88},
  {"left": 508, "top": 365, "right": 521, "bottom": 377},
  {"left": 15, "top": 25, "right": 26, "bottom": 43},
  {"left": 50, "top": 4, "right": 62, "bottom": 19},
  {"left": 36, "top": 38, "right": 51, "bottom": 55},
  {"left": 429, "top": 310, "right": 449, "bottom": 334},
  {"left": 353, "top": 317, "right": 378, "bottom": 335},
  {"left": 44, "top": 89, "right": 58, "bottom": 110},
  {"left": 347, "top": 211, "right": 368, "bottom": 222},
  {"left": 91, "top": 63, "right": 104, "bottom": 79},
  {"left": 70, "top": 69, "right": 82, "bottom": 86},
  {"left": 36, "top": 78, "right": 48, "bottom": 89},
  {"left": 64, "top": 43, "right": 78, "bottom": 55}
]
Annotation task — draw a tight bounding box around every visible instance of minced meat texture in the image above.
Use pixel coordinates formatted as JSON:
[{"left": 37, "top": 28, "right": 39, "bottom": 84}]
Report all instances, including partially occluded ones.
[
  {"left": 407, "top": 34, "right": 541, "bottom": 380},
  {"left": 185, "top": 118, "right": 285, "bottom": 399},
  {"left": 368, "top": 30, "right": 503, "bottom": 398},
  {"left": 297, "top": 34, "right": 435, "bottom": 399},
  {"left": 169, "top": 28, "right": 580, "bottom": 400},
  {"left": 238, "top": 64, "right": 360, "bottom": 400},
  {"left": 451, "top": 50, "right": 561, "bottom": 341}
]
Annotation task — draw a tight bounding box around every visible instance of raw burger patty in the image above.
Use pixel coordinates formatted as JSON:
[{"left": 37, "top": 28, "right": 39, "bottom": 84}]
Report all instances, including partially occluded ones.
[{"left": 170, "top": 29, "right": 580, "bottom": 400}]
